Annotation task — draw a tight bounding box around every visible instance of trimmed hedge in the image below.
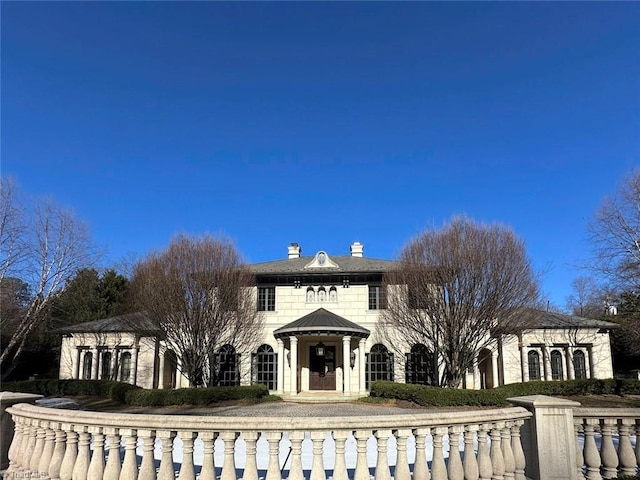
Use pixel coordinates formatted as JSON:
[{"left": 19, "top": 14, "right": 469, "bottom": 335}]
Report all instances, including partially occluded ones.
[
  {"left": 124, "top": 384, "right": 270, "bottom": 406},
  {"left": 369, "top": 378, "right": 640, "bottom": 408},
  {"left": 1, "top": 379, "right": 272, "bottom": 407},
  {"left": 1, "top": 379, "right": 141, "bottom": 403}
]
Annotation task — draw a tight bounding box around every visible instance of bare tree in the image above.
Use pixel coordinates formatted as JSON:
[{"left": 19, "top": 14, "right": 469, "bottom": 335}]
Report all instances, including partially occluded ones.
[
  {"left": 380, "top": 216, "right": 540, "bottom": 388},
  {"left": 129, "top": 234, "right": 263, "bottom": 387},
  {"left": 0, "top": 179, "right": 98, "bottom": 380},
  {"left": 565, "top": 276, "right": 611, "bottom": 318},
  {"left": 589, "top": 169, "right": 640, "bottom": 291}
]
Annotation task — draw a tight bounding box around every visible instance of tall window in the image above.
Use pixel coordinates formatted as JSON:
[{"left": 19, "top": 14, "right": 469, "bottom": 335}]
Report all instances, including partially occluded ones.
[
  {"left": 405, "top": 344, "right": 436, "bottom": 386},
  {"left": 368, "top": 285, "right": 387, "bottom": 310},
  {"left": 366, "top": 344, "right": 394, "bottom": 388},
  {"left": 257, "top": 286, "right": 276, "bottom": 311},
  {"left": 528, "top": 350, "right": 541, "bottom": 381},
  {"left": 551, "top": 350, "right": 564, "bottom": 380},
  {"left": 82, "top": 352, "right": 93, "bottom": 379},
  {"left": 215, "top": 344, "right": 240, "bottom": 386},
  {"left": 573, "top": 350, "right": 587, "bottom": 379},
  {"left": 120, "top": 352, "right": 132, "bottom": 382},
  {"left": 253, "top": 344, "right": 277, "bottom": 390},
  {"left": 101, "top": 351, "right": 112, "bottom": 380}
]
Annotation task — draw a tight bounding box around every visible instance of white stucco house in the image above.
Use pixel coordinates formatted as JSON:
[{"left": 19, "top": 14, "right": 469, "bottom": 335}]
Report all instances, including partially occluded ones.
[{"left": 58, "top": 242, "right": 617, "bottom": 399}]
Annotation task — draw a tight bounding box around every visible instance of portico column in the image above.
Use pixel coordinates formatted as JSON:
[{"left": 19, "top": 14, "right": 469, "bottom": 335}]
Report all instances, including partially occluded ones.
[
  {"left": 565, "top": 347, "right": 574, "bottom": 380},
  {"left": 74, "top": 348, "right": 81, "bottom": 379},
  {"left": 276, "top": 339, "right": 285, "bottom": 394},
  {"left": 91, "top": 348, "right": 99, "bottom": 379},
  {"left": 158, "top": 350, "right": 166, "bottom": 388},
  {"left": 543, "top": 346, "right": 552, "bottom": 381},
  {"left": 132, "top": 347, "right": 139, "bottom": 386},
  {"left": 585, "top": 347, "right": 593, "bottom": 379},
  {"left": 491, "top": 351, "right": 499, "bottom": 388},
  {"left": 289, "top": 336, "right": 298, "bottom": 395},
  {"left": 342, "top": 336, "right": 351, "bottom": 395},
  {"left": 520, "top": 342, "right": 529, "bottom": 382},
  {"left": 358, "top": 338, "right": 366, "bottom": 395},
  {"left": 472, "top": 356, "right": 480, "bottom": 389}
]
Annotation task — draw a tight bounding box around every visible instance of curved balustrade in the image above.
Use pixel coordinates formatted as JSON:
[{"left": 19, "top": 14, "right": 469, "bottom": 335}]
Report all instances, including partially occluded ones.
[
  {"left": 5, "top": 403, "right": 531, "bottom": 480},
  {"left": 574, "top": 407, "right": 640, "bottom": 479}
]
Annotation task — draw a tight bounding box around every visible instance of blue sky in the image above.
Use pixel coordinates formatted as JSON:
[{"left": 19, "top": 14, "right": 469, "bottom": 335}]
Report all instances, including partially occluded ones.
[{"left": 2, "top": 2, "right": 639, "bottom": 309}]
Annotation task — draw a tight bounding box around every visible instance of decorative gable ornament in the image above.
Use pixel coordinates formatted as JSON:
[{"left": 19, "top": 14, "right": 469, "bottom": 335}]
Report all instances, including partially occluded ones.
[{"left": 304, "top": 251, "right": 339, "bottom": 269}]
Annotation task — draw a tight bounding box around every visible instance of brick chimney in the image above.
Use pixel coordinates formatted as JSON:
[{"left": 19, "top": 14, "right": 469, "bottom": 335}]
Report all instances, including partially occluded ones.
[
  {"left": 288, "top": 242, "right": 301, "bottom": 259},
  {"left": 350, "top": 242, "right": 364, "bottom": 257}
]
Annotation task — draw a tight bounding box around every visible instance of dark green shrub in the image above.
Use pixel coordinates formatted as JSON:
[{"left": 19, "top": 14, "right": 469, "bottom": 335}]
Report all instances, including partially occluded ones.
[
  {"left": 124, "top": 384, "right": 270, "bottom": 407},
  {"left": 1, "top": 379, "right": 141, "bottom": 402}
]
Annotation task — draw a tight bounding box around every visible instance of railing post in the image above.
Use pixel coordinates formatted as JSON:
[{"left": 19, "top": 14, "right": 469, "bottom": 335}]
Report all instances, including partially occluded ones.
[
  {"left": 508, "top": 395, "right": 581, "bottom": 480},
  {"left": 0, "top": 392, "right": 42, "bottom": 471}
]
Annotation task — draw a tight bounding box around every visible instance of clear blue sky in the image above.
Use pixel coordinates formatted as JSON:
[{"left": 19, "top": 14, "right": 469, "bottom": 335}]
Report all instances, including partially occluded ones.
[{"left": 2, "top": 2, "right": 639, "bottom": 309}]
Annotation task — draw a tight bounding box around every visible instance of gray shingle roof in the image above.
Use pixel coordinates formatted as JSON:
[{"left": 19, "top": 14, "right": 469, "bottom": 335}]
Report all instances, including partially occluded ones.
[
  {"left": 61, "top": 312, "right": 161, "bottom": 334},
  {"left": 531, "top": 310, "right": 618, "bottom": 329},
  {"left": 273, "top": 308, "right": 370, "bottom": 338},
  {"left": 251, "top": 255, "right": 399, "bottom": 275}
]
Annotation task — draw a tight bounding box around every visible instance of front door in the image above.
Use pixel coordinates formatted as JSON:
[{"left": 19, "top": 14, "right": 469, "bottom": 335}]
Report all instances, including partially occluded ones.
[{"left": 309, "top": 346, "right": 336, "bottom": 390}]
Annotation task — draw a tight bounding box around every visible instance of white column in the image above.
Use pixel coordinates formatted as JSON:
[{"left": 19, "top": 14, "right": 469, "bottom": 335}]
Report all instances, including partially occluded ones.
[
  {"left": 358, "top": 338, "right": 366, "bottom": 395},
  {"left": 342, "top": 336, "right": 351, "bottom": 395},
  {"left": 520, "top": 344, "right": 529, "bottom": 382},
  {"left": 132, "top": 347, "right": 139, "bottom": 386},
  {"left": 74, "top": 348, "right": 81, "bottom": 379},
  {"left": 543, "top": 346, "right": 552, "bottom": 381},
  {"left": 472, "top": 356, "right": 480, "bottom": 389},
  {"left": 585, "top": 347, "right": 592, "bottom": 379},
  {"left": 565, "top": 347, "right": 574, "bottom": 380},
  {"left": 91, "top": 348, "right": 99, "bottom": 379},
  {"left": 276, "top": 339, "right": 285, "bottom": 394},
  {"left": 587, "top": 346, "right": 595, "bottom": 378},
  {"left": 158, "top": 350, "right": 166, "bottom": 389},
  {"left": 491, "top": 351, "right": 499, "bottom": 388},
  {"left": 289, "top": 336, "right": 298, "bottom": 395}
]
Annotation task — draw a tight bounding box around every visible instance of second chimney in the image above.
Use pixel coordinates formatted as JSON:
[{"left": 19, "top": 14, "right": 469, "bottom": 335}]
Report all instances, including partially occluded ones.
[
  {"left": 350, "top": 242, "right": 364, "bottom": 257},
  {"left": 288, "top": 243, "right": 301, "bottom": 259}
]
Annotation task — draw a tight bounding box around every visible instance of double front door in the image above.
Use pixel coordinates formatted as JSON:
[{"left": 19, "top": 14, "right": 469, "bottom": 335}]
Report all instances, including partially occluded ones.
[{"left": 309, "top": 345, "right": 336, "bottom": 390}]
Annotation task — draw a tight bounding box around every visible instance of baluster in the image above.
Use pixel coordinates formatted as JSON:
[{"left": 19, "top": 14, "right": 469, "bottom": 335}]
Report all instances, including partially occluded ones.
[
  {"left": 393, "top": 429, "right": 411, "bottom": 480},
  {"left": 59, "top": 425, "right": 78, "bottom": 480},
  {"left": 199, "top": 431, "right": 218, "bottom": 480},
  {"left": 22, "top": 420, "right": 38, "bottom": 473},
  {"left": 40, "top": 422, "right": 57, "bottom": 479},
  {"left": 156, "top": 430, "right": 176, "bottom": 480},
  {"left": 583, "top": 419, "right": 602, "bottom": 480},
  {"left": 635, "top": 423, "right": 640, "bottom": 469},
  {"left": 510, "top": 421, "right": 526, "bottom": 480},
  {"left": 373, "top": 429, "right": 391, "bottom": 480},
  {"left": 7, "top": 417, "right": 25, "bottom": 473},
  {"left": 220, "top": 431, "right": 239, "bottom": 480},
  {"left": 501, "top": 423, "right": 515, "bottom": 479},
  {"left": 430, "top": 427, "right": 448, "bottom": 480},
  {"left": 242, "top": 431, "right": 259, "bottom": 480},
  {"left": 264, "top": 431, "right": 282, "bottom": 480},
  {"left": 310, "top": 430, "right": 327, "bottom": 480},
  {"left": 138, "top": 429, "right": 157, "bottom": 480},
  {"left": 617, "top": 420, "right": 636, "bottom": 476},
  {"left": 463, "top": 425, "right": 479, "bottom": 480},
  {"left": 104, "top": 428, "right": 122, "bottom": 480},
  {"left": 177, "top": 431, "right": 196, "bottom": 480},
  {"left": 49, "top": 423, "right": 67, "bottom": 480},
  {"left": 72, "top": 426, "right": 91, "bottom": 480},
  {"left": 333, "top": 430, "right": 351, "bottom": 480},
  {"left": 353, "top": 430, "right": 371, "bottom": 480},
  {"left": 447, "top": 426, "right": 464, "bottom": 480},
  {"left": 288, "top": 431, "right": 305, "bottom": 480},
  {"left": 87, "top": 427, "right": 106, "bottom": 480},
  {"left": 600, "top": 419, "right": 618, "bottom": 478},
  {"left": 477, "top": 424, "right": 492, "bottom": 480},
  {"left": 412, "top": 428, "right": 431, "bottom": 480},
  {"left": 575, "top": 422, "right": 585, "bottom": 480},
  {"left": 30, "top": 422, "right": 46, "bottom": 473},
  {"left": 119, "top": 428, "right": 139, "bottom": 480},
  {"left": 490, "top": 423, "right": 505, "bottom": 480}
]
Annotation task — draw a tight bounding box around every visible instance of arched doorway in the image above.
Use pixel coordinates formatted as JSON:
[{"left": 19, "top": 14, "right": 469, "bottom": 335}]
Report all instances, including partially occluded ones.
[
  {"left": 478, "top": 348, "right": 494, "bottom": 389},
  {"left": 162, "top": 349, "right": 177, "bottom": 389}
]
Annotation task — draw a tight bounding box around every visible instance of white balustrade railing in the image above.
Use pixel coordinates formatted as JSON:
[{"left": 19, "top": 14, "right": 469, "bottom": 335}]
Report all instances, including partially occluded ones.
[
  {"left": 4, "top": 402, "right": 532, "bottom": 480},
  {"left": 574, "top": 408, "right": 640, "bottom": 479}
]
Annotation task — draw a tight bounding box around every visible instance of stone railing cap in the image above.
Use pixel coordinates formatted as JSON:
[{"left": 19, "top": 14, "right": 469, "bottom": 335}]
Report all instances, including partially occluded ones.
[{"left": 508, "top": 395, "right": 581, "bottom": 408}]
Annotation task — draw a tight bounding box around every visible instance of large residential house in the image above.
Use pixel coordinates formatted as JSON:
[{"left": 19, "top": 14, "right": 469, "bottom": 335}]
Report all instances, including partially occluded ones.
[{"left": 58, "top": 242, "right": 617, "bottom": 399}]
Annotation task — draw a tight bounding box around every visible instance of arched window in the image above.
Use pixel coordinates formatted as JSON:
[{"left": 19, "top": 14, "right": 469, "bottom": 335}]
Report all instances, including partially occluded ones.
[
  {"left": 405, "top": 344, "right": 436, "bottom": 386},
  {"left": 366, "top": 344, "right": 394, "bottom": 389},
  {"left": 82, "top": 352, "right": 93, "bottom": 379},
  {"left": 318, "top": 287, "right": 326, "bottom": 302},
  {"left": 573, "top": 350, "right": 587, "bottom": 379},
  {"left": 528, "top": 350, "right": 541, "bottom": 381},
  {"left": 216, "top": 344, "right": 240, "bottom": 386},
  {"left": 120, "top": 352, "right": 132, "bottom": 382},
  {"left": 252, "top": 344, "right": 277, "bottom": 390},
  {"left": 306, "top": 287, "right": 315, "bottom": 302},
  {"left": 101, "top": 351, "right": 112, "bottom": 380},
  {"left": 551, "top": 350, "right": 564, "bottom": 380},
  {"left": 329, "top": 286, "right": 337, "bottom": 302}
]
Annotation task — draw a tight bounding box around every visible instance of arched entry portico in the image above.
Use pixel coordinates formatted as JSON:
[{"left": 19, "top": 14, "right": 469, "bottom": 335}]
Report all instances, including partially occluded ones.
[{"left": 273, "top": 308, "right": 370, "bottom": 399}]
